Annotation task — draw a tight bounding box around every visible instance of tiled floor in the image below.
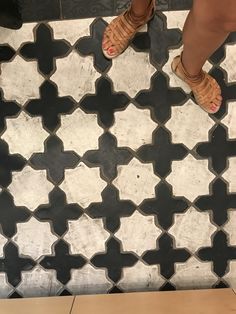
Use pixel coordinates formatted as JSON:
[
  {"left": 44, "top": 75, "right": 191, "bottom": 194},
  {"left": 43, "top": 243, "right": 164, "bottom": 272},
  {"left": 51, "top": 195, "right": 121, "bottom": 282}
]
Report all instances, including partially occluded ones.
[{"left": 0, "top": 9, "right": 236, "bottom": 299}]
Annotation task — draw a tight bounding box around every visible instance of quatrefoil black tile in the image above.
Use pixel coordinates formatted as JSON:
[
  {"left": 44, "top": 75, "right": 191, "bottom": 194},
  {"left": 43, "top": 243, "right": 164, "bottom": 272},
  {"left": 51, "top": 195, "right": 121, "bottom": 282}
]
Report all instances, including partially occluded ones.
[
  {"left": 0, "top": 45, "right": 15, "bottom": 62},
  {"left": 132, "top": 13, "right": 182, "bottom": 66},
  {"left": 35, "top": 188, "right": 83, "bottom": 236},
  {"left": 30, "top": 135, "right": 80, "bottom": 184},
  {"left": 84, "top": 132, "right": 132, "bottom": 181},
  {"left": 196, "top": 124, "right": 236, "bottom": 174},
  {"left": 86, "top": 185, "right": 136, "bottom": 233},
  {"left": 135, "top": 71, "right": 187, "bottom": 123},
  {"left": 79, "top": 77, "right": 130, "bottom": 128},
  {"left": 40, "top": 240, "right": 86, "bottom": 284},
  {"left": 137, "top": 127, "right": 188, "bottom": 178},
  {"left": 0, "top": 242, "right": 35, "bottom": 287},
  {"left": 0, "top": 139, "right": 26, "bottom": 188},
  {"left": 140, "top": 182, "right": 188, "bottom": 230},
  {"left": 197, "top": 231, "right": 236, "bottom": 277},
  {"left": 76, "top": 18, "right": 112, "bottom": 73},
  {"left": 0, "top": 191, "right": 31, "bottom": 238},
  {"left": 142, "top": 233, "right": 191, "bottom": 279},
  {"left": 0, "top": 91, "right": 21, "bottom": 135},
  {"left": 91, "top": 237, "right": 138, "bottom": 283},
  {"left": 20, "top": 23, "right": 70, "bottom": 76},
  {"left": 195, "top": 179, "right": 236, "bottom": 227},
  {"left": 25, "top": 80, "right": 76, "bottom": 132}
]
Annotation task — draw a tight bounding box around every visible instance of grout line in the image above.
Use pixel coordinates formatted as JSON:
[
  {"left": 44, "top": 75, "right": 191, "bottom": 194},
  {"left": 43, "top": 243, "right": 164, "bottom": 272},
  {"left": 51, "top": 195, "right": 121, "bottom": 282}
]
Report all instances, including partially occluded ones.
[
  {"left": 69, "top": 296, "right": 76, "bottom": 314},
  {"left": 59, "top": 0, "right": 63, "bottom": 20}
]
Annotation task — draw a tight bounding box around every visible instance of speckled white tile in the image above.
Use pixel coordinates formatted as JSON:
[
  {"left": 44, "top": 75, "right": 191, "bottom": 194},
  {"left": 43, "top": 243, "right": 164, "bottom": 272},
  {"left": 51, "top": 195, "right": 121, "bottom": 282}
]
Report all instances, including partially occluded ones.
[
  {"left": 2, "top": 112, "right": 48, "bottom": 159},
  {"left": 110, "top": 103, "right": 157, "bottom": 151},
  {"left": 170, "top": 256, "right": 218, "bottom": 289},
  {"left": 115, "top": 211, "right": 161, "bottom": 256},
  {"left": 12, "top": 217, "right": 57, "bottom": 260},
  {"left": 168, "top": 207, "right": 217, "bottom": 253},
  {"left": 0, "top": 274, "right": 13, "bottom": 298},
  {"left": 166, "top": 154, "right": 215, "bottom": 202},
  {"left": 0, "top": 233, "right": 7, "bottom": 258},
  {"left": 66, "top": 264, "right": 113, "bottom": 295},
  {"left": 223, "top": 211, "right": 236, "bottom": 246},
  {"left": 222, "top": 101, "right": 236, "bottom": 139},
  {"left": 16, "top": 265, "right": 62, "bottom": 297},
  {"left": 166, "top": 99, "right": 215, "bottom": 149},
  {"left": 51, "top": 51, "right": 100, "bottom": 102},
  {"left": 108, "top": 47, "right": 156, "bottom": 97},
  {"left": 1, "top": 56, "right": 44, "bottom": 105},
  {"left": 60, "top": 162, "right": 106, "bottom": 208},
  {"left": 113, "top": 158, "right": 160, "bottom": 205},
  {"left": 221, "top": 44, "right": 236, "bottom": 82},
  {"left": 64, "top": 214, "right": 109, "bottom": 258},
  {"left": 118, "top": 261, "right": 165, "bottom": 292},
  {"left": 9, "top": 166, "right": 53, "bottom": 211},
  {"left": 57, "top": 107, "right": 103, "bottom": 156},
  {"left": 222, "top": 157, "right": 236, "bottom": 192}
]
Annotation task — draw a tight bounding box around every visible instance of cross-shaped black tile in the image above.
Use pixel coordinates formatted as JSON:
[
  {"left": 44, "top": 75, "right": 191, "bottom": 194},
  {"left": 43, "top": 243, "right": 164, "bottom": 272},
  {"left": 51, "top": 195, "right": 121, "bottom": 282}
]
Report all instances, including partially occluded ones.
[
  {"left": 86, "top": 185, "right": 136, "bottom": 233},
  {"left": 84, "top": 132, "right": 132, "bottom": 181},
  {"left": 195, "top": 178, "right": 236, "bottom": 226},
  {"left": 135, "top": 72, "right": 187, "bottom": 123},
  {"left": 140, "top": 182, "right": 188, "bottom": 230},
  {"left": 91, "top": 237, "right": 138, "bottom": 282},
  {"left": 0, "top": 45, "right": 15, "bottom": 62},
  {"left": 137, "top": 127, "right": 188, "bottom": 177},
  {"left": 20, "top": 23, "right": 70, "bottom": 76},
  {"left": 0, "top": 139, "right": 26, "bottom": 188},
  {"left": 76, "top": 18, "right": 112, "bottom": 73},
  {"left": 0, "top": 191, "right": 30, "bottom": 237},
  {"left": 196, "top": 125, "right": 236, "bottom": 174},
  {"left": 197, "top": 230, "right": 236, "bottom": 277},
  {"left": 0, "top": 242, "right": 35, "bottom": 287},
  {"left": 79, "top": 77, "right": 130, "bottom": 128},
  {"left": 25, "top": 80, "right": 76, "bottom": 132},
  {"left": 35, "top": 188, "right": 83, "bottom": 236},
  {"left": 0, "top": 91, "right": 20, "bottom": 135},
  {"left": 30, "top": 135, "right": 80, "bottom": 184},
  {"left": 142, "top": 233, "right": 190, "bottom": 279},
  {"left": 40, "top": 240, "right": 86, "bottom": 284},
  {"left": 132, "top": 13, "right": 182, "bottom": 66}
]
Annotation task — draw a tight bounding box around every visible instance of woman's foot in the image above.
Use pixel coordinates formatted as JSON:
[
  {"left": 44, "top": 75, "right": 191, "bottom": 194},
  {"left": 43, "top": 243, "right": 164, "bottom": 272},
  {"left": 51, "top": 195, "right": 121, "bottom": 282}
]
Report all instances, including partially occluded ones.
[
  {"left": 102, "top": 0, "right": 155, "bottom": 59},
  {"left": 171, "top": 54, "right": 222, "bottom": 114}
]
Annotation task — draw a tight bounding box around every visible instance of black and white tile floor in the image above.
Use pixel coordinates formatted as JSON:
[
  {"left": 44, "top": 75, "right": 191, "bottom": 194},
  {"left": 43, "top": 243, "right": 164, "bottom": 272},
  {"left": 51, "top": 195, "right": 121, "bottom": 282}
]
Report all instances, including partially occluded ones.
[{"left": 0, "top": 10, "right": 236, "bottom": 299}]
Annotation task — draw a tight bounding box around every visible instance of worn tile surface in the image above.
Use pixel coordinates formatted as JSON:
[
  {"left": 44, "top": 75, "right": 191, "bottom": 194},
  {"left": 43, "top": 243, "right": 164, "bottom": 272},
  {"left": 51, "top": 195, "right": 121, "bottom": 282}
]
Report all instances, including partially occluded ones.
[{"left": 0, "top": 9, "right": 236, "bottom": 298}]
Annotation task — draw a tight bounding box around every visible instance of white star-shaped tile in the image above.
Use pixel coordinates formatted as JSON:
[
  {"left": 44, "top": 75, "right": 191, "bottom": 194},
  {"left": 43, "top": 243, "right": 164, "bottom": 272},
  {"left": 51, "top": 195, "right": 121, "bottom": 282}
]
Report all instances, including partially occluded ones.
[
  {"left": 221, "top": 44, "right": 236, "bottom": 82},
  {"left": 223, "top": 211, "right": 236, "bottom": 246},
  {"left": 2, "top": 112, "right": 48, "bottom": 159},
  {"left": 222, "top": 157, "right": 236, "bottom": 192},
  {"left": 64, "top": 214, "right": 109, "bottom": 258},
  {"left": 1, "top": 56, "right": 44, "bottom": 105},
  {"left": 110, "top": 103, "right": 157, "bottom": 151},
  {"left": 9, "top": 166, "right": 53, "bottom": 211},
  {"left": 60, "top": 163, "right": 106, "bottom": 208},
  {"left": 115, "top": 211, "right": 161, "bottom": 255},
  {"left": 107, "top": 46, "right": 156, "bottom": 97},
  {"left": 0, "top": 273, "right": 13, "bottom": 298},
  {"left": 164, "top": 11, "right": 189, "bottom": 30},
  {"left": 166, "top": 154, "right": 214, "bottom": 202},
  {"left": 12, "top": 217, "right": 57, "bottom": 259},
  {"left": 66, "top": 264, "right": 112, "bottom": 295},
  {"left": 169, "top": 207, "right": 217, "bottom": 253},
  {"left": 223, "top": 261, "right": 236, "bottom": 288},
  {"left": 51, "top": 51, "right": 100, "bottom": 102},
  {"left": 170, "top": 256, "right": 218, "bottom": 289},
  {"left": 166, "top": 99, "right": 215, "bottom": 149},
  {"left": 117, "top": 261, "right": 165, "bottom": 292},
  {"left": 0, "top": 233, "right": 7, "bottom": 258},
  {"left": 57, "top": 107, "right": 103, "bottom": 156},
  {"left": 16, "top": 265, "right": 62, "bottom": 297},
  {"left": 113, "top": 158, "right": 160, "bottom": 205},
  {"left": 49, "top": 18, "right": 94, "bottom": 45},
  {"left": 222, "top": 101, "right": 236, "bottom": 139}
]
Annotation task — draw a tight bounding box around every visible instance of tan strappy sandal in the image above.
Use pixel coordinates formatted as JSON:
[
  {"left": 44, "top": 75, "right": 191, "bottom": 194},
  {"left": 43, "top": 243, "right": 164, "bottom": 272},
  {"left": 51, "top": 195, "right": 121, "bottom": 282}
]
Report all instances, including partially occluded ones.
[
  {"left": 171, "top": 54, "right": 222, "bottom": 114},
  {"left": 102, "top": 0, "right": 156, "bottom": 59}
]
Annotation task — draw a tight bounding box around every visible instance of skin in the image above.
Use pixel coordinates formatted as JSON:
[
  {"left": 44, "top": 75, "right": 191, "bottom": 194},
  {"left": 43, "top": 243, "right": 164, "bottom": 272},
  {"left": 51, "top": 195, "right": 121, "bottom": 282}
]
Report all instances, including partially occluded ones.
[{"left": 102, "top": 0, "right": 236, "bottom": 111}]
